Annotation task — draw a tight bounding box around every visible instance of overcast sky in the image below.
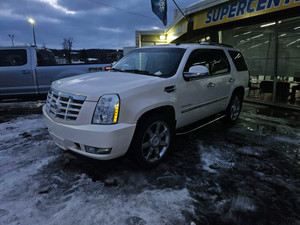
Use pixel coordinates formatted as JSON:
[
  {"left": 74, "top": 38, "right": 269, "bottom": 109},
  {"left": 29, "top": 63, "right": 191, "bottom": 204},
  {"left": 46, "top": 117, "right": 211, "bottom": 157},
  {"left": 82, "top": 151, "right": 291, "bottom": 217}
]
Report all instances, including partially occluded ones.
[{"left": 0, "top": 0, "right": 198, "bottom": 50}]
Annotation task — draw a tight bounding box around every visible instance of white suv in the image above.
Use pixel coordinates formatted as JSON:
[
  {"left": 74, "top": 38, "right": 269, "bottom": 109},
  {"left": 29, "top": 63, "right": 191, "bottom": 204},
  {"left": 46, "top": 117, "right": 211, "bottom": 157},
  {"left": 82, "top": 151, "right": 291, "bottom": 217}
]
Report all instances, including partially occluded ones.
[{"left": 43, "top": 43, "right": 249, "bottom": 168}]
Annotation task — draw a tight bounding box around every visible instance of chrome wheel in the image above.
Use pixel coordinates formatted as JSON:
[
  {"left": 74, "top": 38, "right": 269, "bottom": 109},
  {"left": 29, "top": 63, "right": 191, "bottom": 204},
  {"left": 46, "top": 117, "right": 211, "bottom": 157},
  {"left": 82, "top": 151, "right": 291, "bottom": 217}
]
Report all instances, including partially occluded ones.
[
  {"left": 141, "top": 121, "right": 170, "bottom": 163},
  {"left": 230, "top": 96, "right": 241, "bottom": 120}
]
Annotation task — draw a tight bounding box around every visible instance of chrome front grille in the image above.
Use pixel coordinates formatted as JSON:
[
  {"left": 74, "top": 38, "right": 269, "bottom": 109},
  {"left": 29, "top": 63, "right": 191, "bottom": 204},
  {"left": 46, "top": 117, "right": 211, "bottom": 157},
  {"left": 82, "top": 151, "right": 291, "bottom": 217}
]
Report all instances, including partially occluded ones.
[{"left": 46, "top": 88, "right": 86, "bottom": 121}]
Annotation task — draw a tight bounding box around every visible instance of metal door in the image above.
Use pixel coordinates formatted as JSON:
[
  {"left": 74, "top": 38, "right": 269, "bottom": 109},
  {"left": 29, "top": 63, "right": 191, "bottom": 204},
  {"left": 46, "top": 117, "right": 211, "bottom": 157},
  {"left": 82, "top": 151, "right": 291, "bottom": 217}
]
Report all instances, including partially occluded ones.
[{"left": 0, "top": 49, "right": 36, "bottom": 96}]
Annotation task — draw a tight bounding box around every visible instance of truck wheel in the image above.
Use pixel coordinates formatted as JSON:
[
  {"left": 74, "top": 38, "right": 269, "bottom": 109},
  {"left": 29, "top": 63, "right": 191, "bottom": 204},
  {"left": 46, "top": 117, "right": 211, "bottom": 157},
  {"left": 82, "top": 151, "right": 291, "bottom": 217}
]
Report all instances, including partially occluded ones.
[
  {"left": 130, "top": 114, "right": 173, "bottom": 168},
  {"left": 224, "top": 93, "right": 243, "bottom": 123}
]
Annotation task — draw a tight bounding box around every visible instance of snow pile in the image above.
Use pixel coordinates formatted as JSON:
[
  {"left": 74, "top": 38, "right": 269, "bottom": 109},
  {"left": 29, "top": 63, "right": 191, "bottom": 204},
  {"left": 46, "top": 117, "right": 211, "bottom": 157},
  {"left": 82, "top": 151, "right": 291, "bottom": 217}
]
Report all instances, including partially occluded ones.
[
  {"left": 198, "top": 142, "right": 235, "bottom": 173},
  {"left": 36, "top": 185, "right": 194, "bottom": 225},
  {"left": 0, "top": 115, "right": 195, "bottom": 224},
  {"left": 1, "top": 172, "right": 195, "bottom": 224}
]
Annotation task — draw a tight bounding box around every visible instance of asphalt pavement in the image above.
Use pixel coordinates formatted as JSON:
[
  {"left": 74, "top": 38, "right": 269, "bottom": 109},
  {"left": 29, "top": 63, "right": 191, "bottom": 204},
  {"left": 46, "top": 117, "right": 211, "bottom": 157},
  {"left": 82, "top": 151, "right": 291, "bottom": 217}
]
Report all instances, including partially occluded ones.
[{"left": 0, "top": 100, "right": 299, "bottom": 225}]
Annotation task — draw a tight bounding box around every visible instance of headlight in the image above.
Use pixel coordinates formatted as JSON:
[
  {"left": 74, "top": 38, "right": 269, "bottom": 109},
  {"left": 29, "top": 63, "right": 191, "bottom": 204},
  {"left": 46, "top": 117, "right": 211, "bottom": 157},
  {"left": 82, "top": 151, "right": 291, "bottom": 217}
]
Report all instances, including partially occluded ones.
[{"left": 92, "top": 94, "right": 120, "bottom": 124}]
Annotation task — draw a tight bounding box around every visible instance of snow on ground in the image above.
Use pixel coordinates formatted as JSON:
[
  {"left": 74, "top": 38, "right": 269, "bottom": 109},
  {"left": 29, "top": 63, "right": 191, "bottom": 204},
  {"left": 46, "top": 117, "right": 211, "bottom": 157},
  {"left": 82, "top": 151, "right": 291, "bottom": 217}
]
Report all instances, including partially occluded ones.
[
  {"left": 0, "top": 115, "right": 57, "bottom": 190},
  {"left": 0, "top": 113, "right": 195, "bottom": 225},
  {"left": 190, "top": 107, "right": 300, "bottom": 224},
  {"left": 0, "top": 102, "right": 299, "bottom": 225}
]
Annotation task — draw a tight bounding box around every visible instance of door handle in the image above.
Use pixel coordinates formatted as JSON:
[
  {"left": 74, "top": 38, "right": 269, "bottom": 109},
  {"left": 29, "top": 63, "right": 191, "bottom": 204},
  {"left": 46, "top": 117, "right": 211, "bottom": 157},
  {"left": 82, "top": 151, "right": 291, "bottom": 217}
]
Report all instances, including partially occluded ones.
[
  {"left": 229, "top": 77, "right": 235, "bottom": 82},
  {"left": 21, "top": 70, "right": 30, "bottom": 75},
  {"left": 207, "top": 82, "right": 215, "bottom": 88}
]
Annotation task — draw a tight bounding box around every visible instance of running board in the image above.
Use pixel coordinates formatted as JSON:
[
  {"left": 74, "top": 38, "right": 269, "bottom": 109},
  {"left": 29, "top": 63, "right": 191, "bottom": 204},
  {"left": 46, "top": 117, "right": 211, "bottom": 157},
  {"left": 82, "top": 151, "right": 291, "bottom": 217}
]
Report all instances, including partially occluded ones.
[{"left": 176, "top": 115, "right": 225, "bottom": 135}]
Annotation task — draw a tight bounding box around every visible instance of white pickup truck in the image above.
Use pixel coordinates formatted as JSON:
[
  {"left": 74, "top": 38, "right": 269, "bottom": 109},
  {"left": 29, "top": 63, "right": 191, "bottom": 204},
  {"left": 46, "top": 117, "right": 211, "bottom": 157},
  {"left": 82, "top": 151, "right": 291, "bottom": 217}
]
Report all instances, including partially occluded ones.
[
  {"left": 43, "top": 43, "right": 249, "bottom": 168},
  {"left": 0, "top": 46, "right": 110, "bottom": 99}
]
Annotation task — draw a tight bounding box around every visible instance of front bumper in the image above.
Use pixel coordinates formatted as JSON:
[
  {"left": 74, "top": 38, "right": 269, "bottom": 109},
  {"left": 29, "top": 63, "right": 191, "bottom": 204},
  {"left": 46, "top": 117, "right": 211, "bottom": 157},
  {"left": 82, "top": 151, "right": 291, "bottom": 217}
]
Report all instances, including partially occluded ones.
[{"left": 43, "top": 105, "right": 136, "bottom": 160}]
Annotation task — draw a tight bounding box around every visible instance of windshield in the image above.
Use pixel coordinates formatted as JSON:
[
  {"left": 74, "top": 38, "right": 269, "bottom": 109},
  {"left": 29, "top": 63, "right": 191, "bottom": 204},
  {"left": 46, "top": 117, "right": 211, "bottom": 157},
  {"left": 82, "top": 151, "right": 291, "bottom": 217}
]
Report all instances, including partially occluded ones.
[{"left": 112, "top": 48, "right": 186, "bottom": 77}]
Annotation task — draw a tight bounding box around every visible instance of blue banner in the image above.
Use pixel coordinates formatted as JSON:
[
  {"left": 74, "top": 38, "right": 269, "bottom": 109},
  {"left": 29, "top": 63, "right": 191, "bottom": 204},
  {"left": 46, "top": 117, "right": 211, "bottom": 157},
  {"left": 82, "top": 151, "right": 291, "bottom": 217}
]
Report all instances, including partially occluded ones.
[{"left": 151, "top": 0, "right": 167, "bottom": 26}]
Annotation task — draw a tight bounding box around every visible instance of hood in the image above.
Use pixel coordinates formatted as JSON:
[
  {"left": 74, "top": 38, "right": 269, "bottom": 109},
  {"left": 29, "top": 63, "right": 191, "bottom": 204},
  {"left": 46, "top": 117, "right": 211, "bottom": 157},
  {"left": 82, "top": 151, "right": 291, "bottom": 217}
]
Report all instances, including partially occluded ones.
[{"left": 52, "top": 72, "right": 161, "bottom": 101}]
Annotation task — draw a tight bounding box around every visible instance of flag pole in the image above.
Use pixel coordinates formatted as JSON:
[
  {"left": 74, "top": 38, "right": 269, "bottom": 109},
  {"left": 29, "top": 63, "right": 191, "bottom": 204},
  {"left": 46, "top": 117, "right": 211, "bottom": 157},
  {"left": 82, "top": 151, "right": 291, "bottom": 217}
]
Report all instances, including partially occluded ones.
[{"left": 171, "top": 0, "right": 189, "bottom": 22}]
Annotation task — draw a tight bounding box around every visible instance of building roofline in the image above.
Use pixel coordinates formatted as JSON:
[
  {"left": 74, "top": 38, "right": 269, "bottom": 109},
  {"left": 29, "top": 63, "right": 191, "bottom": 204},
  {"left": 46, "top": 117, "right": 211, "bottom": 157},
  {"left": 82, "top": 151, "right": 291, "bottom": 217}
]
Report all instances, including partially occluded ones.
[
  {"left": 185, "top": 0, "right": 229, "bottom": 15},
  {"left": 166, "top": 0, "right": 229, "bottom": 33},
  {"left": 135, "top": 30, "right": 164, "bottom": 35}
]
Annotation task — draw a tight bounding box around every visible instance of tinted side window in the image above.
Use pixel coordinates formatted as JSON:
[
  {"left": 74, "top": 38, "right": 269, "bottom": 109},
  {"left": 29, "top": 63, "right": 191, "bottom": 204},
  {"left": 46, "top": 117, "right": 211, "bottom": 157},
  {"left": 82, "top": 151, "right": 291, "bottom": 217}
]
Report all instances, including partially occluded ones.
[
  {"left": 184, "top": 49, "right": 230, "bottom": 76},
  {"left": 37, "top": 50, "right": 57, "bottom": 66},
  {"left": 228, "top": 51, "right": 248, "bottom": 71},
  {"left": 0, "top": 50, "right": 27, "bottom": 67},
  {"left": 49, "top": 53, "right": 57, "bottom": 65}
]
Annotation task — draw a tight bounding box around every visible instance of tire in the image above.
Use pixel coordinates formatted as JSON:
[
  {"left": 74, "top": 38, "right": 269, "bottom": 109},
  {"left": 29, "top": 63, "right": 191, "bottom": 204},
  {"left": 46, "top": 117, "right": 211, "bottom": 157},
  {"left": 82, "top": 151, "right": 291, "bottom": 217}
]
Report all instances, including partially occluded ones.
[
  {"left": 130, "top": 114, "right": 173, "bottom": 168},
  {"left": 224, "top": 92, "right": 243, "bottom": 123}
]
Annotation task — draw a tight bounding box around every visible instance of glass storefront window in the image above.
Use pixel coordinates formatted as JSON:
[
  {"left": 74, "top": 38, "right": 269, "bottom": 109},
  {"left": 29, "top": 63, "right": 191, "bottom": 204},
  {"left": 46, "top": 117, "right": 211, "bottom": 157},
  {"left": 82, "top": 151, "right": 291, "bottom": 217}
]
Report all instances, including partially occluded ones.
[
  {"left": 222, "top": 17, "right": 300, "bottom": 108},
  {"left": 223, "top": 23, "right": 276, "bottom": 103},
  {"left": 224, "top": 24, "right": 276, "bottom": 79},
  {"left": 277, "top": 17, "right": 300, "bottom": 106}
]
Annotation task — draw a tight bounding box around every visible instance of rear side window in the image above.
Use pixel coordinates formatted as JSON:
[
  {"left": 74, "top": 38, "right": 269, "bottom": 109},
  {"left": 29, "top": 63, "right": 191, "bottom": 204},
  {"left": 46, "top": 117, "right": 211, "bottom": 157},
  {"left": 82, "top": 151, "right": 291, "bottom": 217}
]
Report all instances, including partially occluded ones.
[
  {"left": 37, "top": 50, "right": 57, "bottom": 66},
  {"left": 0, "top": 50, "right": 27, "bottom": 67},
  {"left": 184, "top": 49, "right": 230, "bottom": 76},
  {"left": 228, "top": 51, "right": 248, "bottom": 71}
]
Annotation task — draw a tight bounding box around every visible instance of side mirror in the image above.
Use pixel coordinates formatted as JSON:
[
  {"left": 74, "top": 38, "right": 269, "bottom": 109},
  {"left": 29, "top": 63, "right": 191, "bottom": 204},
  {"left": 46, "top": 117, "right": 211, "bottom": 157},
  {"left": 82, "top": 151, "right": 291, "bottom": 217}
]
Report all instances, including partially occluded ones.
[{"left": 183, "top": 65, "right": 209, "bottom": 81}]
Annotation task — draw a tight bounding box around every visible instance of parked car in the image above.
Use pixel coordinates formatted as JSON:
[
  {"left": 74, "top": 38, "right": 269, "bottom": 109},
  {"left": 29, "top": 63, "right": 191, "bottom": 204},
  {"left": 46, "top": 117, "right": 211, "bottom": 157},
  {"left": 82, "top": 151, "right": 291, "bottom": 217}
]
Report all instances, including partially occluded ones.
[
  {"left": 0, "top": 46, "right": 110, "bottom": 99},
  {"left": 43, "top": 43, "right": 249, "bottom": 168}
]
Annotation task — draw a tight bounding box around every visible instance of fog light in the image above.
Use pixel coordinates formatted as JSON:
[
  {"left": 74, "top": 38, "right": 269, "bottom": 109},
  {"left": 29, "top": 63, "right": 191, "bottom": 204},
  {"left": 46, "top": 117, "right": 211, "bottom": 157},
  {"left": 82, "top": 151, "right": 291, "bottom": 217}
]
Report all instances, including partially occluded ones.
[{"left": 85, "top": 146, "right": 112, "bottom": 155}]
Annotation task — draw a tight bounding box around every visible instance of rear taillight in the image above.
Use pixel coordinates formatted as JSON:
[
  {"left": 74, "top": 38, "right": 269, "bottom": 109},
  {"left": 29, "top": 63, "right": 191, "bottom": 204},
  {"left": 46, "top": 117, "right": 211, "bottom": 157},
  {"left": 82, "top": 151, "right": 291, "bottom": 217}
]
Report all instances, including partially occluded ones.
[{"left": 105, "top": 66, "right": 111, "bottom": 71}]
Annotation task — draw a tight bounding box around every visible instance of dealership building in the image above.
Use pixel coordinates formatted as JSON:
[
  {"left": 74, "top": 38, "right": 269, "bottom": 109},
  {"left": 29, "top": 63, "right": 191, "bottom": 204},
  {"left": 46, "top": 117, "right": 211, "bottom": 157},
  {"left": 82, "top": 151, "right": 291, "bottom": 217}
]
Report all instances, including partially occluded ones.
[{"left": 136, "top": 0, "right": 300, "bottom": 108}]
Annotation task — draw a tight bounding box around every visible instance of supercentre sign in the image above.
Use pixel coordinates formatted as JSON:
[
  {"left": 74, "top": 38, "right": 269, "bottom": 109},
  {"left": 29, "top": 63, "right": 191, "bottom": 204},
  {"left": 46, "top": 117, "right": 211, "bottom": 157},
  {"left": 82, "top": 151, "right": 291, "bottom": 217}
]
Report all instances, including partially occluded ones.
[{"left": 194, "top": 0, "right": 300, "bottom": 30}]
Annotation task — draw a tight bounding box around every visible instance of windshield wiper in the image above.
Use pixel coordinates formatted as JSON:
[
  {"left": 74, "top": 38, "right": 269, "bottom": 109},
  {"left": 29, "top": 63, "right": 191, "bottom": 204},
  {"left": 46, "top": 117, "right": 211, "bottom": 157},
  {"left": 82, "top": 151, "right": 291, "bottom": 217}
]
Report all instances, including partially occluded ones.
[
  {"left": 111, "top": 68, "right": 161, "bottom": 77},
  {"left": 110, "top": 68, "right": 123, "bottom": 72},
  {"left": 123, "top": 69, "right": 157, "bottom": 76}
]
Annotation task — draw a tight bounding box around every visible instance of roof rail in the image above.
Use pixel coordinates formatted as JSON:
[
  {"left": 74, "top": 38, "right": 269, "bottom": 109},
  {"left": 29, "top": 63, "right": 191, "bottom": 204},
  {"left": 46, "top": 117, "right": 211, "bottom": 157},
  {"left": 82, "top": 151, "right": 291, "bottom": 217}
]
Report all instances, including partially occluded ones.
[{"left": 200, "top": 41, "right": 233, "bottom": 48}]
